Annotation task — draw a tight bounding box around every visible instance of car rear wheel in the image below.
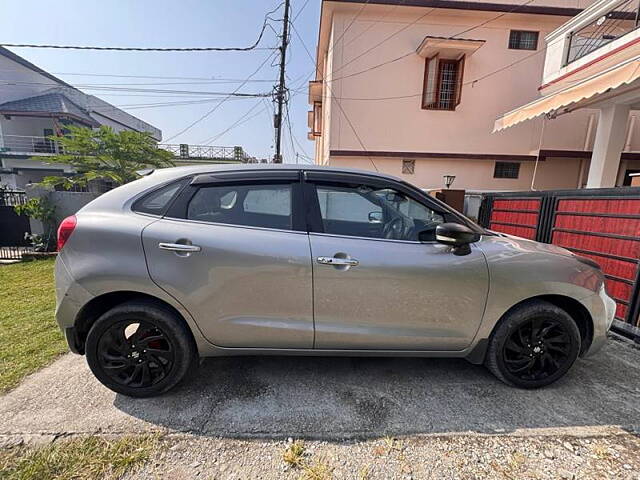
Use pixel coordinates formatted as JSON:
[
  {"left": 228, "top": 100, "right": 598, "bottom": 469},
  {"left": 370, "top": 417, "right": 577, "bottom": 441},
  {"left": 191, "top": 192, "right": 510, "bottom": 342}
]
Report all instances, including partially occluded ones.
[
  {"left": 85, "top": 301, "right": 196, "bottom": 397},
  {"left": 485, "top": 300, "right": 581, "bottom": 389}
]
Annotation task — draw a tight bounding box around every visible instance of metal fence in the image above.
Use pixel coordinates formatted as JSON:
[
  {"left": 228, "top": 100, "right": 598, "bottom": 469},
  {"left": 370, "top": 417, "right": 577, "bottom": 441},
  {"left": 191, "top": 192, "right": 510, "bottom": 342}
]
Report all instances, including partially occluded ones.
[
  {"left": 479, "top": 187, "right": 640, "bottom": 342},
  {"left": 0, "top": 246, "right": 34, "bottom": 260},
  {"left": 0, "top": 189, "right": 28, "bottom": 207},
  {"left": 0, "top": 190, "right": 32, "bottom": 259},
  {"left": 0, "top": 134, "right": 63, "bottom": 154},
  {"left": 158, "top": 144, "right": 250, "bottom": 162}
]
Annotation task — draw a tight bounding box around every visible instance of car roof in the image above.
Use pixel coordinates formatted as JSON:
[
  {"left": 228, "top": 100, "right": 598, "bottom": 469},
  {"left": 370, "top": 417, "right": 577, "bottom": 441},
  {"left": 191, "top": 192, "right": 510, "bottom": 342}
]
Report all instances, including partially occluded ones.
[
  {"left": 148, "top": 163, "right": 402, "bottom": 182},
  {"left": 78, "top": 163, "right": 405, "bottom": 214}
]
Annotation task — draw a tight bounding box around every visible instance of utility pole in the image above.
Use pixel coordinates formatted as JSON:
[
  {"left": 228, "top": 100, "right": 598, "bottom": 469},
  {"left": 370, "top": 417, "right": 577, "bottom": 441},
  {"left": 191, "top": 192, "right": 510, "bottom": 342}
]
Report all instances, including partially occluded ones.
[{"left": 273, "top": 0, "right": 290, "bottom": 163}]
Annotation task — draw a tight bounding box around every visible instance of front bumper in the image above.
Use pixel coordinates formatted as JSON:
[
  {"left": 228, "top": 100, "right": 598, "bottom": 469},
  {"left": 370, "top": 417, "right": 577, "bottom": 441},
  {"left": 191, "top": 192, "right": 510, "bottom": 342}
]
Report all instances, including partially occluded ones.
[{"left": 581, "top": 284, "right": 616, "bottom": 356}]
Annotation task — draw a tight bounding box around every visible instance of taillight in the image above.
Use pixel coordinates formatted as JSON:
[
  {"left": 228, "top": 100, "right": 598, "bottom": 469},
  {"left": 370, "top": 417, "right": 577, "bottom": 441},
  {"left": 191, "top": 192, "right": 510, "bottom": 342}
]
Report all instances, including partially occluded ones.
[{"left": 57, "top": 215, "right": 77, "bottom": 251}]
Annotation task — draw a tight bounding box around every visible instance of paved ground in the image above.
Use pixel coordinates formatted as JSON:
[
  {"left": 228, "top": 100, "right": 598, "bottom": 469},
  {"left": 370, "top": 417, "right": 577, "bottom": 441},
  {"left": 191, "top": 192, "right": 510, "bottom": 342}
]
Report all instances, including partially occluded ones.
[{"left": 1, "top": 335, "right": 639, "bottom": 441}]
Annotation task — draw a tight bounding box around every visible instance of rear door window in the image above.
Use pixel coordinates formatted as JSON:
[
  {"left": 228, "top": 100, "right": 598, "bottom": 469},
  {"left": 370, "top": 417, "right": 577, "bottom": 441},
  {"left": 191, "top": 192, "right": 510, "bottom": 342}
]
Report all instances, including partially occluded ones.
[{"left": 186, "top": 183, "right": 293, "bottom": 230}]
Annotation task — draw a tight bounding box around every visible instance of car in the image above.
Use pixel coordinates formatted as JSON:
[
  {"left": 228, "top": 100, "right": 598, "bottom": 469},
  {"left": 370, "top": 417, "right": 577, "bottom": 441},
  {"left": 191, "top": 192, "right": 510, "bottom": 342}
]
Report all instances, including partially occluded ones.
[{"left": 54, "top": 164, "right": 615, "bottom": 397}]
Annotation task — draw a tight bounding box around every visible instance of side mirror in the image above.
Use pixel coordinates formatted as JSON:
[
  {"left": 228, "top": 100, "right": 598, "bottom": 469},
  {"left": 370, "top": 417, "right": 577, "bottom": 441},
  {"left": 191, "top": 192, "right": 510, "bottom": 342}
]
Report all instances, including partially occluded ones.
[
  {"left": 368, "top": 211, "right": 383, "bottom": 223},
  {"left": 435, "top": 223, "right": 480, "bottom": 255}
]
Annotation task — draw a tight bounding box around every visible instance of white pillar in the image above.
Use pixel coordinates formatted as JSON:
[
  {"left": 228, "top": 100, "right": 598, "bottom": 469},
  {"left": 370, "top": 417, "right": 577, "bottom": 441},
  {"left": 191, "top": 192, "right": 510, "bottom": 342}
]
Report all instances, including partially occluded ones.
[{"left": 586, "top": 103, "right": 630, "bottom": 188}]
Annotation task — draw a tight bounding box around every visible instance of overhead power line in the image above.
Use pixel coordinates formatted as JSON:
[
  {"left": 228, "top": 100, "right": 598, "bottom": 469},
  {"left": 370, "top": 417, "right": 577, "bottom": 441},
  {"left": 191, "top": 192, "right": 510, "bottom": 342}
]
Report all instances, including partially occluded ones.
[
  {"left": 289, "top": 15, "right": 378, "bottom": 171},
  {"left": 0, "top": 42, "right": 276, "bottom": 52},
  {"left": 0, "top": 3, "right": 285, "bottom": 52},
  {"left": 0, "top": 81, "right": 270, "bottom": 97},
  {"left": 163, "top": 49, "right": 279, "bottom": 142},
  {"left": 53, "top": 72, "right": 277, "bottom": 82},
  {"left": 0, "top": 25, "right": 273, "bottom": 53}
]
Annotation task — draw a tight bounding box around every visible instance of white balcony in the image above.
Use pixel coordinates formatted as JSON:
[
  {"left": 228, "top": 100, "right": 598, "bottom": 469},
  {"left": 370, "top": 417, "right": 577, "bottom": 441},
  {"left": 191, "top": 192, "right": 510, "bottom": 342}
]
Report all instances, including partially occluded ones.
[{"left": 543, "top": 0, "right": 640, "bottom": 93}]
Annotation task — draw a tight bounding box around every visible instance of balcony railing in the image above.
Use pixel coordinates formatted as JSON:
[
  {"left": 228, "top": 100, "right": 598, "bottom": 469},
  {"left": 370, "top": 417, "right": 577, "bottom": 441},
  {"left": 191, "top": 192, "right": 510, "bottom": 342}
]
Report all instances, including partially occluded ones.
[
  {"left": 0, "top": 135, "right": 254, "bottom": 162},
  {"left": 158, "top": 144, "right": 251, "bottom": 162},
  {"left": 566, "top": 0, "right": 640, "bottom": 65},
  {"left": 0, "top": 135, "right": 63, "bottom": 154}
]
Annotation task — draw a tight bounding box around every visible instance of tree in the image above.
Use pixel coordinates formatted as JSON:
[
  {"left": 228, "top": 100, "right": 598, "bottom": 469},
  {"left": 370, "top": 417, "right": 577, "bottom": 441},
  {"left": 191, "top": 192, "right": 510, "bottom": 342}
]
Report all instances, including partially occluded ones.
[
  {"left": 14, "top": 197, "right": 57, "bottom": 251},
  {"left": 37, "top": 125, "right": 175, "bottom": 190}
]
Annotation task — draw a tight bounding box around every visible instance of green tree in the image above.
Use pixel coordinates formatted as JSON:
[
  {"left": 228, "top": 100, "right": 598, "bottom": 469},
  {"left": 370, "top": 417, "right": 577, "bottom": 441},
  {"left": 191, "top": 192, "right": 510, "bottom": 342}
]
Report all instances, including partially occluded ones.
[
  {"left": 36, "top": 125, "right": 174, "bottom": 190},
  {"left": 14, "top": 197, "right": 57, "bottom": 251}
]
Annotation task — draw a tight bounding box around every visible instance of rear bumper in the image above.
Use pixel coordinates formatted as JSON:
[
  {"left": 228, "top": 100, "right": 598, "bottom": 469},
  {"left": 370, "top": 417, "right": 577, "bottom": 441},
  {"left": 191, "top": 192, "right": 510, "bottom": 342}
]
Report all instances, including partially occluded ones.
[
  {"left": 64, "top": 327, "right": 84, "bottom": 354},
  {"left": 54, "top": 255, "right": 92, "bottom": 352}
]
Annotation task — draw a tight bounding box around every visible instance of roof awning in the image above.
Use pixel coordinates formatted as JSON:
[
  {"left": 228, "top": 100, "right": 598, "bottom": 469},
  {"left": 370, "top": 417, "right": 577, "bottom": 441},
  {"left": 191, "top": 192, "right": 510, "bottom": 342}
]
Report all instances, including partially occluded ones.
[
  {"left": 494, "top": 57, "right": 640, "bottom": 132},
  {"left": 416, "top": 36, "right": 485, "bottom": 59}
]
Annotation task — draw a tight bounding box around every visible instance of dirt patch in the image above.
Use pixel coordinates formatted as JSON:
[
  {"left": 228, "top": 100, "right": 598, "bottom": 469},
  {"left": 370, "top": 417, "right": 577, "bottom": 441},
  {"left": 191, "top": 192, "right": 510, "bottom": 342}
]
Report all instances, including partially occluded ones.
[{"left": 114, "top": 431, "right": 640, "bottom": 479}]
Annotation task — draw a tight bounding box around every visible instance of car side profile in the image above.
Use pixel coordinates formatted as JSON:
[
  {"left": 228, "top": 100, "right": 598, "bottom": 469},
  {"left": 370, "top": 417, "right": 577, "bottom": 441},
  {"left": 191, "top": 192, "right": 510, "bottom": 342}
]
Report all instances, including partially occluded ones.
[{"left": 54, "top": 164, "right": 615, "bottom": 397}]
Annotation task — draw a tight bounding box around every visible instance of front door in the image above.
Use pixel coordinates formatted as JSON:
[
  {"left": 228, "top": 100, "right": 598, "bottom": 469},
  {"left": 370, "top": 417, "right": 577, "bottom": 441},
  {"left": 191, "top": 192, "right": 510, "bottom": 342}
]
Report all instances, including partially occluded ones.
[
  {"left": 305, "top": 173, "right": 489, "bottom": 351},
  {"left": 141, "top": 174, "right": 313, "bottom": 349}
]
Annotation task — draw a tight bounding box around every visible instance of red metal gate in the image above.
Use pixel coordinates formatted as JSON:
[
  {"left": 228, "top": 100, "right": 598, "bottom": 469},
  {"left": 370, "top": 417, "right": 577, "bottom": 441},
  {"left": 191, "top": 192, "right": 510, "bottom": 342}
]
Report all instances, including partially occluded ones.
[{"left": 480, "top": 188, "right": 640, "bottom": 340}]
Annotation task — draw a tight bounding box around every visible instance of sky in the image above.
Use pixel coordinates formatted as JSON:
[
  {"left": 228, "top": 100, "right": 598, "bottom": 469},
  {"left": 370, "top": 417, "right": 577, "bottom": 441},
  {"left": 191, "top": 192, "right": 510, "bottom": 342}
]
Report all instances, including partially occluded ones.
[{"left": 0, "top": 0, "right": 321, "bottom": 163}]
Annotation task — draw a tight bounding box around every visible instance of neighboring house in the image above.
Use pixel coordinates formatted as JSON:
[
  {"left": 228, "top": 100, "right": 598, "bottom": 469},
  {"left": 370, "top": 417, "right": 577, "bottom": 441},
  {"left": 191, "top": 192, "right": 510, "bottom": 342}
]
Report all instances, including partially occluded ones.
[
  {"left": 0, "top": 46, "right": 161, "bottom": 190},
  {"left": 308, "top": 0, "right": 640, "bottom": 191},
  {"left": 496, "top": 0, "right": 640, "bottom": 188}
]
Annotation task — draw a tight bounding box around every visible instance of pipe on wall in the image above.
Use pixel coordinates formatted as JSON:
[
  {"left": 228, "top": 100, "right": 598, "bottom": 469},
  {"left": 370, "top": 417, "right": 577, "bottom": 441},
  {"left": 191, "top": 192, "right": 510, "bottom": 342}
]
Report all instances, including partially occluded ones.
[{"left": 625, "top": 115, "right": 636, "bottom": 152}]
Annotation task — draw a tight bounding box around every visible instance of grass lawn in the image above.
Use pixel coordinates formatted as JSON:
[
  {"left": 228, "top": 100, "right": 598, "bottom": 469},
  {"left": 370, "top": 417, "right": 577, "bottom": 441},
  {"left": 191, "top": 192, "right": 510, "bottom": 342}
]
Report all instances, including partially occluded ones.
[
  {"left": 0, "top": 258, "right": 67, "bottom": 394},
  {"left": 0, "top": 435, "right": 159, "bottom": 480}
]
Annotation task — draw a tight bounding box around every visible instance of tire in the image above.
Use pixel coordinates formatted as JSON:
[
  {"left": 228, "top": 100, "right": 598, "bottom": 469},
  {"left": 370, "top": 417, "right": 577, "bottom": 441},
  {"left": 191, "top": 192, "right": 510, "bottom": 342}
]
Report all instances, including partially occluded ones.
[
  {"left": 85, "top": 300, "right": 197, "bottom": 398},
  {"left": 485, "top": 300, "right": 581, "bottom": 389}
]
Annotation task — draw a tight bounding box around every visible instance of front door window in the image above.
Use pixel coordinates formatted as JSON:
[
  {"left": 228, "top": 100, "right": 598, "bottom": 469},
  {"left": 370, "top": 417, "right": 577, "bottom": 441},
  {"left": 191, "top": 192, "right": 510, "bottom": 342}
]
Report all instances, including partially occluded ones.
[{"left": 314, "top": 184, "right": 444, "bottom": 241}]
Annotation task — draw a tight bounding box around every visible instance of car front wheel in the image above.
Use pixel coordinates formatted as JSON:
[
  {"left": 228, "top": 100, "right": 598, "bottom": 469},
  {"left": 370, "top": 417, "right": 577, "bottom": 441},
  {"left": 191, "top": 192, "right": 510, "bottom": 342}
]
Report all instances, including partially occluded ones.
[
  {"left": 85, "top": 300, "right": 196, "bottom": 397},
  {"left": 485, "top": 300, "right": 581, "bottom": 389}
]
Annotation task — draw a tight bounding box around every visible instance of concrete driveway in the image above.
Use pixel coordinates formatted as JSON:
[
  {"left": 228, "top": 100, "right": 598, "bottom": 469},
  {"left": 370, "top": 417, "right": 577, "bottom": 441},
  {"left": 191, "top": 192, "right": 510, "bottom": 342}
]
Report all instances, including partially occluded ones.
[{"left": 1, "top": 336, "right": 639, "bottom": 440}]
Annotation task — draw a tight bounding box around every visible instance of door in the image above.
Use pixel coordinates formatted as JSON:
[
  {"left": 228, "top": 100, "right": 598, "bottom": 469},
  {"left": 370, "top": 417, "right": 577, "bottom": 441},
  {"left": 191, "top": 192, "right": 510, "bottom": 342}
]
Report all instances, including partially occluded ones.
[
  {"left": 141, "top": 173, "right": 314, "bottom": 349},
  {"left": 305, "top": 173, "right": 489, "bottom": 351}
]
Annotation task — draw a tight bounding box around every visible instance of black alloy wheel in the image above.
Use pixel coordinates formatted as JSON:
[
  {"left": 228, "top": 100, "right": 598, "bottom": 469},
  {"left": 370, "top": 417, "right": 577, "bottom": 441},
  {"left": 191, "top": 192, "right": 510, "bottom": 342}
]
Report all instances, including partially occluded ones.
[
  {"left": 485, "top": 300, "right": 581, "bottom": 389},
  {"left": 86, "top": 300, "right": 196, "bottom": 397},
  {"left": 97, "top": 320, "right": 175, "bottom": 388},
  {"left": 502, "top": 317, "right": 571, "bottom": 381}
]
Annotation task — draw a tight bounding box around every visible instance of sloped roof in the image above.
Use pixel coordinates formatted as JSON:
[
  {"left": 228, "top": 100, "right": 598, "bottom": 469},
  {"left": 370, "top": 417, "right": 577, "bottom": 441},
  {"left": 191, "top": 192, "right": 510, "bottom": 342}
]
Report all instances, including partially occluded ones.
[
  {"left": 0, "top": 92, "right": 99, "bottom": 126},
  {"left": 0, "top": 46, "right": 74, "bottom": 88}
]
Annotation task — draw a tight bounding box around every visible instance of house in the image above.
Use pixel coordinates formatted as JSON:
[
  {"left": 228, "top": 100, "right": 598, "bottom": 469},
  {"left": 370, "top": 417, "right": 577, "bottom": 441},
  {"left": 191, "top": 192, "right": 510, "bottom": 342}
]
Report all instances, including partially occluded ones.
[
  {"left": 495, "top": 0, "right": 640, "bottom": 188},
  {"left": 308, "top": 0, "right": 640, "bottom": 191},
  {"left": 0, "top": 46, "right": 161, "bottom": 190}
]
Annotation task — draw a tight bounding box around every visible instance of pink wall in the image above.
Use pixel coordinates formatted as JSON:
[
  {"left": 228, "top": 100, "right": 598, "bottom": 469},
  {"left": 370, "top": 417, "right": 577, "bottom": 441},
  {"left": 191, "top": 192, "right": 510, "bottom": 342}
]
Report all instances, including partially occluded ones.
[
  {"left": 310, "top": 1, "right": 640, "bottom": 190},
  {"left": 328, "top": 155, "right": 585, "bottom": 191}
]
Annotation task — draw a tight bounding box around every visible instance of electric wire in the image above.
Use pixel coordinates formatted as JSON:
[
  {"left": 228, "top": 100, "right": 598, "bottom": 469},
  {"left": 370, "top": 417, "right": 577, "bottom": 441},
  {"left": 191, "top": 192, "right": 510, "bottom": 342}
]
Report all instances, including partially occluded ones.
[
  {"left": 163, "top": 49, "right": 279, "bottom": 142},
  {"left": 0, "top": 3, "right": 285, "bottom": 53}
]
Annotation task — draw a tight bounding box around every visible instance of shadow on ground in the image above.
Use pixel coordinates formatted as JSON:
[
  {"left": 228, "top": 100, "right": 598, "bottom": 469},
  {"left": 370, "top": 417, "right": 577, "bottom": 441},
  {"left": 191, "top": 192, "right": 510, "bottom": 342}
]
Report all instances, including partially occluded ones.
[{"left": 110, "top": 337, "right": 640, "bottom": 439}]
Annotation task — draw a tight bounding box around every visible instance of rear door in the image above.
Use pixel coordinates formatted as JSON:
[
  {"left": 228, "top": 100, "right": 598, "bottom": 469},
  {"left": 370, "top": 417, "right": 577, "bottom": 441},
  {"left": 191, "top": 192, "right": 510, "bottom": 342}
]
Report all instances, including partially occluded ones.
[{"left": 140, "top": 171, "right": 314, "bottom": 349}]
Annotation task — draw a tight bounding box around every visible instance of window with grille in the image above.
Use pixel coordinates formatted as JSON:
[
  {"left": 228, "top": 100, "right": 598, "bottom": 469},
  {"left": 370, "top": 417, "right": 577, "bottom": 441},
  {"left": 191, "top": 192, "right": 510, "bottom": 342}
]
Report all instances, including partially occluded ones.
[
  {"left": 494, "top": 161, "right": 521, "bottom": 179},
  {"left": 402, "top": 159, "right": 415, "bottom": 174},
  {"left": 422, "top": 55, "right": 465, "bottom": 111},
  {"left": 509, "top": 30, "right": 539, "bottom": 50}
]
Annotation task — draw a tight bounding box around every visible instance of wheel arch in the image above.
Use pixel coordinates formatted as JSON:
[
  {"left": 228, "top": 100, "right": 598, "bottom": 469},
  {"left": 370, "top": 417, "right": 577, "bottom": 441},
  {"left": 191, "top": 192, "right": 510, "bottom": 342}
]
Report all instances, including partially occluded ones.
[
  {"left": 72, "top": 291, "right": 197, "bottom": 355},
  {"left": 467, "top": 294, "right": 594, "bottom": 364}
]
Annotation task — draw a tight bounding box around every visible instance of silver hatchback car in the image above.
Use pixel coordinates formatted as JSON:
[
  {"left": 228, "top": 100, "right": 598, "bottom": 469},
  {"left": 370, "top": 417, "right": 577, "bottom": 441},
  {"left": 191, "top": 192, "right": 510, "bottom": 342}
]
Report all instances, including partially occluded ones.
[{"left": 55, "top": 164, "right": 615, "bottom": 397}]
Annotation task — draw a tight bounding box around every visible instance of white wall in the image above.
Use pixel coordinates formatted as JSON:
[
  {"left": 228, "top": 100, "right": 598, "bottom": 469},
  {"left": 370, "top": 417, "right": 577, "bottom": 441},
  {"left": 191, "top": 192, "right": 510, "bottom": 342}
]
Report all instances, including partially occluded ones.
[{"left": 0, "top": 116, "right": 56, "bottom": 137}]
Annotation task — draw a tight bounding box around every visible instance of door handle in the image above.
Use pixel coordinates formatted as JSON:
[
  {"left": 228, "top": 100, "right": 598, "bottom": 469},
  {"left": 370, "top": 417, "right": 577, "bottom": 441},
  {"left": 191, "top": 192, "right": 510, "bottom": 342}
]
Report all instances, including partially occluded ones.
[
  {"left": 317, "top": 256, "right": 359, "bottom": 267},
  {"left": 158, "top": 242, "right": 201, "bottom": 253}
]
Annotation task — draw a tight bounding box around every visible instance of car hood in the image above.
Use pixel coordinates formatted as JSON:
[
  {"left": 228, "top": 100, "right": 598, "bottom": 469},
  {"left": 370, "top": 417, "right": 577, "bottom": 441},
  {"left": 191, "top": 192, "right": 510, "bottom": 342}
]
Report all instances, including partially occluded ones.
[{"left": 483, "top": 231, "right": 575, "bottom": 259}]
